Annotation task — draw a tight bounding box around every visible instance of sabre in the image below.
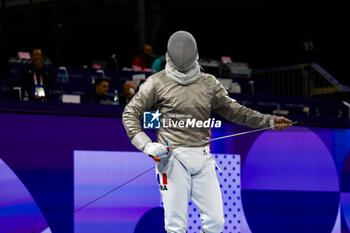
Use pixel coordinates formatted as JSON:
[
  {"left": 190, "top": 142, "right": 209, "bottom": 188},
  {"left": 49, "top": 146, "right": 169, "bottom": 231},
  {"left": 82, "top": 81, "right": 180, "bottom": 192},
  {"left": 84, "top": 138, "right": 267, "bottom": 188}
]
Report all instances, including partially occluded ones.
[{"left": 31, "top": 121, "right": 297, "bottom": 232}]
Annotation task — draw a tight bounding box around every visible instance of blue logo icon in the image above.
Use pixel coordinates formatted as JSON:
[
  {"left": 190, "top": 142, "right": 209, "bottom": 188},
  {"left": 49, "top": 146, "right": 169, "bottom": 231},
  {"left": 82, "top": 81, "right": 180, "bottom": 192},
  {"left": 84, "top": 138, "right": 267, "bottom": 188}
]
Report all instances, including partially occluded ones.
[{"left": 143, "top": 110, "right": 161, "bottom": 129}]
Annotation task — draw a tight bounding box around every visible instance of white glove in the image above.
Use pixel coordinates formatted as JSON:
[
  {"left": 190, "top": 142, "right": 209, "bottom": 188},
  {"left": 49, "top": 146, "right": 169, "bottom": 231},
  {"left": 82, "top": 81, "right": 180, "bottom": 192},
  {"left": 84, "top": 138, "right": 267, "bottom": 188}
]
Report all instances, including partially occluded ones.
[
  {"left": 131, "top": 132, "right": 170, "bottom": 160},
  {"left": 143, "top": 142, "right": 168, "bottom": 157}
]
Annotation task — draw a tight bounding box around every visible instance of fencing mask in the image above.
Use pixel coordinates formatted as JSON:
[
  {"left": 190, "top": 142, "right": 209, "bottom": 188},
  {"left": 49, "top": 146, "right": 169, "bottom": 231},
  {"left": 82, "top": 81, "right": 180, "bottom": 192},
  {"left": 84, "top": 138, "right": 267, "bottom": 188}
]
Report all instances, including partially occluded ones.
[{"left": 167, "top": 31, "right": 198, "bottom": 72}]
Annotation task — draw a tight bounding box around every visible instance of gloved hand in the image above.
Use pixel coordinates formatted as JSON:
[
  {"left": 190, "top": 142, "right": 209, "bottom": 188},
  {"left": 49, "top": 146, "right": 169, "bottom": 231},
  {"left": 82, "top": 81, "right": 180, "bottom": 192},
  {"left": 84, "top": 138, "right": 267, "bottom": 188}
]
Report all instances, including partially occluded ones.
[
  {"left": 131, "top": 132, "right": 170, "bottom": 162},
  {"left": 143, "top": 142, "right": 168, "bottom": 160},
  {"left": 144, "top": 142, "right": 171, "bottom": 163}
]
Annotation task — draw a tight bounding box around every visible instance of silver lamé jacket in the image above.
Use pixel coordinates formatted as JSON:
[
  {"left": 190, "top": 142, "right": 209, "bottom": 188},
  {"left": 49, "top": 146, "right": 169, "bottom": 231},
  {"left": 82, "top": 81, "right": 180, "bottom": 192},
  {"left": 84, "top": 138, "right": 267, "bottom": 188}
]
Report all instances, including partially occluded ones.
[{"left": 122, "top": 70, "right": 274, "bottom": 147}]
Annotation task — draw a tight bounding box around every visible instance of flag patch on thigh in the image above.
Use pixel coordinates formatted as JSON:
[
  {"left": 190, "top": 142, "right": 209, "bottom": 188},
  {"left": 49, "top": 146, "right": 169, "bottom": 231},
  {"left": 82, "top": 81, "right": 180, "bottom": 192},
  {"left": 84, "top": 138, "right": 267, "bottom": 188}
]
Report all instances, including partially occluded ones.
[{"left": 157, "top": 173, "right": 168, "bottom": 191}]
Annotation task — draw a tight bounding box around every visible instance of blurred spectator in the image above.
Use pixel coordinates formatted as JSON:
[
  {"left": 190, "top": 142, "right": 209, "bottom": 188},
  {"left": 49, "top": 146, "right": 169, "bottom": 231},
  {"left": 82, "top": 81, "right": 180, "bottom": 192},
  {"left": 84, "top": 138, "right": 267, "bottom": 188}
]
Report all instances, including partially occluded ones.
[
  {"left": 83, "top": 78, "right": 110, "bottom": 104},
  {"left": 132, "top": 44, "right": 155, "bottom": 70},
  {"left": 151, "top": 54, "right": 166, "bottom": 74},
  {"left": 119, "top": 81, "right": 136, "bottom": 105},
  {"left": 18, "top": 48, "right": 54, "bottom": 101}
]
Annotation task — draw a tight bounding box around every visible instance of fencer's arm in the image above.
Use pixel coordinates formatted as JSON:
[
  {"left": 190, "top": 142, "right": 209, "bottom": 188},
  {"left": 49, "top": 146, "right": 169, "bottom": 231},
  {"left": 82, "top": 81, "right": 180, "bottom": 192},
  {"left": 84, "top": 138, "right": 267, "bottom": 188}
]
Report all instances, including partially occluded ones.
[
  {"left": 122, "top": 78, "right": 158, "bottom": 151},
  {"left": 211, "top": 78, "right": 275, "bottom": 129}
]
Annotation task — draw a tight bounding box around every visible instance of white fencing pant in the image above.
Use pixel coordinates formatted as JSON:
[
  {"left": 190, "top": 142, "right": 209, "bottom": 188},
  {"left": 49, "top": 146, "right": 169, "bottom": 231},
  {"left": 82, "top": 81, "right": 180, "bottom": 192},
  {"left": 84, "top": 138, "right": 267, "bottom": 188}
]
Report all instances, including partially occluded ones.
[{"left": 156, "top": 146, "right": 224, "bottom": 233}]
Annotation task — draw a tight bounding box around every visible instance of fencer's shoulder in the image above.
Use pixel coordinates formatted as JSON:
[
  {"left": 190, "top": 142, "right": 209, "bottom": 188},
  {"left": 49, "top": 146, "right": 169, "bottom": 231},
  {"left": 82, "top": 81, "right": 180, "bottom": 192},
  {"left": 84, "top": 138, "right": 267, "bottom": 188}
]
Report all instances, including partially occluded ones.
[
  {"left": 145, "top": 70, "right": 167, "bottom": 83},
  {"left": 199, "top": 72, "right": 220, "bottom": 85},
  {"left": 140, "top": 70, "right": 166, "bottom": 88},
  {"left": 200, "top": 72, "right": 216, "bottom": 79}
]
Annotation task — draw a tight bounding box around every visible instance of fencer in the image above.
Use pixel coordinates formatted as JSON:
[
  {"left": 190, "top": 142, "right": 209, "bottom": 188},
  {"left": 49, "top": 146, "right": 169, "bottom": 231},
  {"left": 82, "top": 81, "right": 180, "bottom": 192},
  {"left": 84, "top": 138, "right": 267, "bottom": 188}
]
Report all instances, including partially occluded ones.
[{"left": 122, "top": 30, "right": 292, "bottom": 233}]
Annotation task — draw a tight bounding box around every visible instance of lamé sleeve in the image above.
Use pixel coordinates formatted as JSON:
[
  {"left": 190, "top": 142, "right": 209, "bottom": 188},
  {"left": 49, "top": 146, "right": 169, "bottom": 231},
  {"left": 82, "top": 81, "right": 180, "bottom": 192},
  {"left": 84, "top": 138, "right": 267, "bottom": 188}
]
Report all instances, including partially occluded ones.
[{"left": 211, "top": 78, "right": 274, "bottom": 129}]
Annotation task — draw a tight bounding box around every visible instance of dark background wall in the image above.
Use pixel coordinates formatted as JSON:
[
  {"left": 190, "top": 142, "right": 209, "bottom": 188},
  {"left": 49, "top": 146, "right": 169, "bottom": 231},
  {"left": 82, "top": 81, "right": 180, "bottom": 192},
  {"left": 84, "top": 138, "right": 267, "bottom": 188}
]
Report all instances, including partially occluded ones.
[{"left": 0, "top": 0, "right": 348, "bottom": 84}]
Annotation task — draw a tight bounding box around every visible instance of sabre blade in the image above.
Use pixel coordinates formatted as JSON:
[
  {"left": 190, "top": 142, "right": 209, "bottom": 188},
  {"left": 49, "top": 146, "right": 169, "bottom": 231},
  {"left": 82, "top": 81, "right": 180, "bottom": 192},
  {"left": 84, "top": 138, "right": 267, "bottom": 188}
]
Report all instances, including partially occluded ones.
[{"left": 182, "top": 121, "right": 298, "bottom": 147}]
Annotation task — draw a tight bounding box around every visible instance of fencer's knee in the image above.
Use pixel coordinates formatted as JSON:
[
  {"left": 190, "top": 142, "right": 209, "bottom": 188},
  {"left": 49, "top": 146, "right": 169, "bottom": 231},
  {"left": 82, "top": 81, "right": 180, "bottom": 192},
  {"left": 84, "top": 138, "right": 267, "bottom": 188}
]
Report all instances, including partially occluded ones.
[
  {"left": 203, "top": 215, "right": 224, "bottom": 233},
  {"left": 215, "top": 216, "right": 225, "bottom": 232}
]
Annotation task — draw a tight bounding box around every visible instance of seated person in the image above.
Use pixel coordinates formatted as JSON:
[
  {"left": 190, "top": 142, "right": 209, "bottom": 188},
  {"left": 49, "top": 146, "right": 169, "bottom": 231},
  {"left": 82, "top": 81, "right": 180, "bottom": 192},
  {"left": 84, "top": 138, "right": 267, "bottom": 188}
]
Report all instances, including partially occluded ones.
[
  {"left": 18, "top": 48, "right": 54, "bottom": 101},
  {"left": 119, "top": 81, "right": 136, "bottom": 105},
  {"left": 132, "top": 44, "right": 155, "bottom": 70},
  {"left": 83, "top": 78, "right": 110, "bottom": 104}
]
